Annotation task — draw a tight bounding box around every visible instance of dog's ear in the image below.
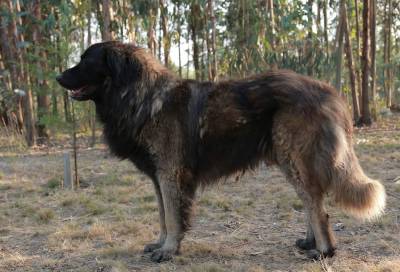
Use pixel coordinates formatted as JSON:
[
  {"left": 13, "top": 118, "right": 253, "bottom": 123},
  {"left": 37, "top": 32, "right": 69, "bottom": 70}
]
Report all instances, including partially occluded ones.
[{"left": 105, "top": 46, "right": 141, "bottom": 87}]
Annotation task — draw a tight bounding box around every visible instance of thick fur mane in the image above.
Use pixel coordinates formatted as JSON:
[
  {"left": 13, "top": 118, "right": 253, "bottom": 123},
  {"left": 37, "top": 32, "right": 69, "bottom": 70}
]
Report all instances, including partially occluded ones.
[
  {"left": 95, "top": 44, "right": 177, "bottom": 178},
  {"left": 97, "top": 45, "right": 175, "bottom": 131},
  {"left": 97, "top": 43, "right": 175, "bottom": 126}
]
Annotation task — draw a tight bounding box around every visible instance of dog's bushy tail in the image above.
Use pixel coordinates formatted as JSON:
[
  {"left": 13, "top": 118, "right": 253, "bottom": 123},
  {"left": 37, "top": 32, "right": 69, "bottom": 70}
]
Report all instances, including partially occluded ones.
[
  {"left": 333, "top": 166, "right": 385, "bottom": 220},
  {"left": 331, "top": 129, "right": 386, "bottom": 220}
]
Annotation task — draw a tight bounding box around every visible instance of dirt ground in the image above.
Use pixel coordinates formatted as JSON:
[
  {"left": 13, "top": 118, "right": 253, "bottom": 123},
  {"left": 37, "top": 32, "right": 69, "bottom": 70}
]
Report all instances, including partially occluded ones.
[{"left": 0, "top": 115, "right": 399, "bottom": 272}]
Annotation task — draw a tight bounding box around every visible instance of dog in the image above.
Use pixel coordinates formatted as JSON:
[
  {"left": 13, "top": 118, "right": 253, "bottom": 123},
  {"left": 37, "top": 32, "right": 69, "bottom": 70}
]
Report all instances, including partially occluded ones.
[{"left": 56, "top": 41, "right": 385, "bottom": 262}]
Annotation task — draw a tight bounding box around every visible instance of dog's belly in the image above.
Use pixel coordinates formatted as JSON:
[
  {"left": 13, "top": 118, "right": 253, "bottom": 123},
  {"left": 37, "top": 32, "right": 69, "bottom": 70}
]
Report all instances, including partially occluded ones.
[{"left": 195, "top": 125, "right": 272, "bottom": 181}]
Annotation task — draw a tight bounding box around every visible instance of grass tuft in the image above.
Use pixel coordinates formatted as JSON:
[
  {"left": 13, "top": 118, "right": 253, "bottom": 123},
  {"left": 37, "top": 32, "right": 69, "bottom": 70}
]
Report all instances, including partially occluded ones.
[
  {"left": 46, "top": 177, "right": 61, "bottom": 189},
  {"left": 36, "top": 208, "right": 55, "bottom": 223}
]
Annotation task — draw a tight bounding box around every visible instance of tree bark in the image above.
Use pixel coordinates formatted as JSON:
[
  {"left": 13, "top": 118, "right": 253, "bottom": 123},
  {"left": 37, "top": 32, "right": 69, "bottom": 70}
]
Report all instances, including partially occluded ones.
[
  {"left": 176, "top": 4, "right": 182, "bottom": 77},
  {"left": 147, "top": 8, "right": 157, "bottom": 56},
  {"left": 87, "top": 0, "right": 96, "bottom": 147},
  {"left": 0, "top": 1, "right": 23, "bottom": 130},
  {"left": 9, "top": 0, "right": 36, "bottom": 145},
  {"left": 32, "top": 0, "right": 50, "bottom": 142},
  {"left": 323, "top": 0, "right": 329, "bottom": 52},
  {"left": 101, "top": 0, "right": 114, "bottom": 41},
  {"left": 205, "top": 8, "right": 212, "bottom": 81},
  {"left": 369, "top": 0, "right": 377, "bottom": 119},
  {"left": 267, "top": 0, "right": 275, "bottom": 50},
  {"left": 160, "top": 0, "right": 170, "bottom": 67},
  {"left": 335, "top": 1, "right": 344, "bottom": 93},
  {"left": 354, "top": 0, "right": 363, "bottom": 110},
  {"left": 384, "top": 0, "right": 393, "bottom": 107},
  {"left": 208, "top": 0, "right": 217, "bottom": 81},
  {"left": 306, "top": 0, "right": 314, "bottom": 76},
  {"left": 360, "top": 0, "right": 372, "bottom": 125},
  {"left": 189, "top": 3, "right": 201, "bottom": 80},
  {"left": 158, "top": 18, "right": 162, "bottom": 60},
  {"left": 343, "top": 0, "right": 360, "bottom": 121}
]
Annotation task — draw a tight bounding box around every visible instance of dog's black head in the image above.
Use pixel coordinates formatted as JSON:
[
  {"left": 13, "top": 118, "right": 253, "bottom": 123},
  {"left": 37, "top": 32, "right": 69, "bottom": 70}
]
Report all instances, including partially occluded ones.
[{"left": 56, "top": 41, "right": 141, "bottom": 101}]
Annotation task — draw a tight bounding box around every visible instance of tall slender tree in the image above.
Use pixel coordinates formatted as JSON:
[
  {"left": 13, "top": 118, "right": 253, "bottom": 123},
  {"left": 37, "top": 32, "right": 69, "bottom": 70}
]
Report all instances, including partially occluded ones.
[
  {"left": 343, "top": 0, "right": 360, "bottom": 121},
  {"left": 160, "top": 0, "right": 170, "bottom": 67},
  {"left": 370, "top": 0, "right": 377, "bottom": 118},
  {"left": 9, "top": 0, "right": 36, "bottom": 145},
  {"left": 208, "top": 0, "right": 217, "bottom": 81},
  {"left": 0, "top": 1, "right": 23, "bottom": 129},
  {"left": 383, "top": 0, "right": 393, "bottom": 107},
  {"left": 32, "top": 0, "right": 50, "bottom": 141},
  {"left": 189, "top": 2, "right": 201, "bottom": 80},
  {"left": 101, "top": 0, "right": 114, "bottom": 41},
  {"left": 354, "top": 0, "right": 363, "bottom": 108},
  {"left": 335, "top": 0, "right": 345, "bottom": 93},
  {"left": 360, "top": 0, "right": 372, "bottom": 125}
]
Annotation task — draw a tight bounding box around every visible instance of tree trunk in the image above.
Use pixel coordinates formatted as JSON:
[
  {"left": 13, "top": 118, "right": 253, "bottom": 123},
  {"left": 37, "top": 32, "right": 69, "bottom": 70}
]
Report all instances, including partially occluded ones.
[
  {"left": 147, "top": 8, "right": 157, "bottom": 56},
  {"left": 205, "top": 9, "right": 212, "bottom": 81},
  {"left": 186, "top": 41, "right": 190, "bottom": 79},
  {"left": 369, "top": 0, "right": 377, "bottom": 119},
  {"left": 343, "top": 0, "right": 360, "bottom": 121},
  {"left": 267, "top": 0, "right": 276, "bottom": 50},
  {"left": 306, "top": 0, "right": 314, "bottom": 76},
  {"left": 200, "top": 34, "right": 206, "bottom": 81},
  {"left": 335, "top": 1, "right": 344, "bottom": 93},
  {"left": 124, "top": 0, "right": 135, "bottom": 43},
  {"left": 189, "top": 3, "right": 201, "bottom": 80},
  {"left": 208, "top": 0, "right": 217, "bottom": 81},
  {"left": 323, "top": 0, "right": 329, "bottom": 52},
  {"left": 9, "top": 0, "right": 36, "bottom": 145},
  {"left": 176, "top": 4, "right": 182, "bottom": 77},
  {"left": 101, "top": 0, "right": 114, "bottom": 41},
  {"left": 354, "top": 0, "right": 363, "bottom": 110},
  {"left": 0, "top": 2, "right": 23, "bottom": 130},
  {"left": 160, "top": 0, "right": 170, "bottom": 67},
  {"left": 32, "top": 0, "right": 50, "bottom": 142},
  {"left": 51, "top": 5, "right": 58, "bottom": 119},
  {"left": 316, "top": 0, "right": 323, "bottom": 38},
  {"left": 158, "top": 17, "right": 162, "bottom": 60},
  {"left": 360, "top": 0, "right": 372, "bottom": 125},
  {"left": 384, "top": 0, "right": 393, "bottom": 107},
  {"left": 87, "top": 0, "right": 96, "bottom": 147}
]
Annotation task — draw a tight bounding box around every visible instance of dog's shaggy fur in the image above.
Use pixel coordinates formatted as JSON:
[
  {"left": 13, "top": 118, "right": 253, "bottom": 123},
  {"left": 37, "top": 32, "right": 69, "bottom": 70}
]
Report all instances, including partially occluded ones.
[{"left": 57, "top": 41, "right": 385, "bottom": 262}]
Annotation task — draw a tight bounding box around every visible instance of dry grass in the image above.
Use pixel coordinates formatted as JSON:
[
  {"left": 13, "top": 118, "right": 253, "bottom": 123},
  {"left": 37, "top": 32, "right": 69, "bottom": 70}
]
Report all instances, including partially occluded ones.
[{"left": 0, "top": 115, "right": 400, "bottom": 271}]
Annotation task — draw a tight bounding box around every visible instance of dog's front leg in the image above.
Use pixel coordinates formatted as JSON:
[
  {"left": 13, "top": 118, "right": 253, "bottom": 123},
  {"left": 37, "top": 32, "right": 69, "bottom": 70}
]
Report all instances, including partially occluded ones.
[
  {"left": 144, "top": 179, "right": 167, "bottom": 253},
  {"left": 150, "top": 173, "right": 196, "bottom": 262}
]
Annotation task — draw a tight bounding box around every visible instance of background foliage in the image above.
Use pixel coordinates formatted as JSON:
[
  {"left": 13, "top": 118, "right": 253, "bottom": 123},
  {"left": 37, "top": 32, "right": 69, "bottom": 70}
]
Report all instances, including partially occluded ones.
[{"left": 0, "top": 0, "right": 399, "bottom": 146}]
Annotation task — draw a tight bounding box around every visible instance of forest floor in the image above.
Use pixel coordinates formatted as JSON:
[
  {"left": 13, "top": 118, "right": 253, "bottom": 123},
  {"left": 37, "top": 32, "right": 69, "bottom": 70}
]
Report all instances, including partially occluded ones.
[{"left": 0, "top": 115, "right": 399, "bottom": 272}]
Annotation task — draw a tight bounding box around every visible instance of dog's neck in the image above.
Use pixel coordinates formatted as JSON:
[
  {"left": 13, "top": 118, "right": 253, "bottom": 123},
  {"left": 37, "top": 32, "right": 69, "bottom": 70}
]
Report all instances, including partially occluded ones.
[{"left": 95, "top": 71, "right": 177, "bottom": 139}]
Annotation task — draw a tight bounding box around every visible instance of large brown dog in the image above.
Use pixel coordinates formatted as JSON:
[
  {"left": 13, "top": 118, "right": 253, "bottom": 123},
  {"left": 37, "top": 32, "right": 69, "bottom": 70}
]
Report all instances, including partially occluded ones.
[{"left": 56, "top": 41, "right": 385, "bottom": 262}]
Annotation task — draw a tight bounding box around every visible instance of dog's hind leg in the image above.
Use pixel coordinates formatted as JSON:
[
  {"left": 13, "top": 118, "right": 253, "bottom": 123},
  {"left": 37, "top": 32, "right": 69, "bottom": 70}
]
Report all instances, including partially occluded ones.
[
  {"left": 284, "top": 170, "right": 317, "bottom": 250},
  {"left": 295, "top": 210, "right": 316, "bottom": 250},
  {"left": 150, "top": 172, "right": 196, "bottom": 262},
  {"left": 290, "top": 177, "right": 336, "bottom": 257},
  {"left": 306, "top": 194, "right": 336, "bottom": 259},
  {"left": 285, "top": 164, "right": 336, "bottom": 258},
  {"left": 144, "top": 179, "right": 167, "bottom": 253},
  {"left": 277, "top": 155, "right": 336, "bottom": 258},
  {"left": 273, "top": 111, "right": 336, "bottom": 259}
]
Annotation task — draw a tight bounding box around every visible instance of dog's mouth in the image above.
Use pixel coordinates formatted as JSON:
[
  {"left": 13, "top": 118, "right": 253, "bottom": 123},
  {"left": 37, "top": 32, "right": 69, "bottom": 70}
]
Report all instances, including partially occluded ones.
[
  {"left": 68, "top": 85, "right": 93, "bottom": 100},
  {"left": 69, "top": 85, "right": 87, "bottom": 97}
]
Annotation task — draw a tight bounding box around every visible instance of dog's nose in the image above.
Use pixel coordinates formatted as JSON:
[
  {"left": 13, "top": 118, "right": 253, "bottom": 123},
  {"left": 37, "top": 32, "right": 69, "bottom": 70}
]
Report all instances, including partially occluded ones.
[{"left": 55, "top": 75, "right": 62, "bottom": 83}]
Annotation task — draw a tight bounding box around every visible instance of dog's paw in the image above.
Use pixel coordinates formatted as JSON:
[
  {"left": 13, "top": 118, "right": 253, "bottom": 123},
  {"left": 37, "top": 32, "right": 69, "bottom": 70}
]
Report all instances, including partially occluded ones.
[
  {"left": 296, "top": 238, "right": 316, "bottom": 250},
  {"left": 306, "top": 248, "right": 336, "bottom": 260},
  {"left": 143, "top": 242, "right": 163, "bottom": 253},
  {"left": 150, "top": 248, "right": 176, "bottom": 262}
]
